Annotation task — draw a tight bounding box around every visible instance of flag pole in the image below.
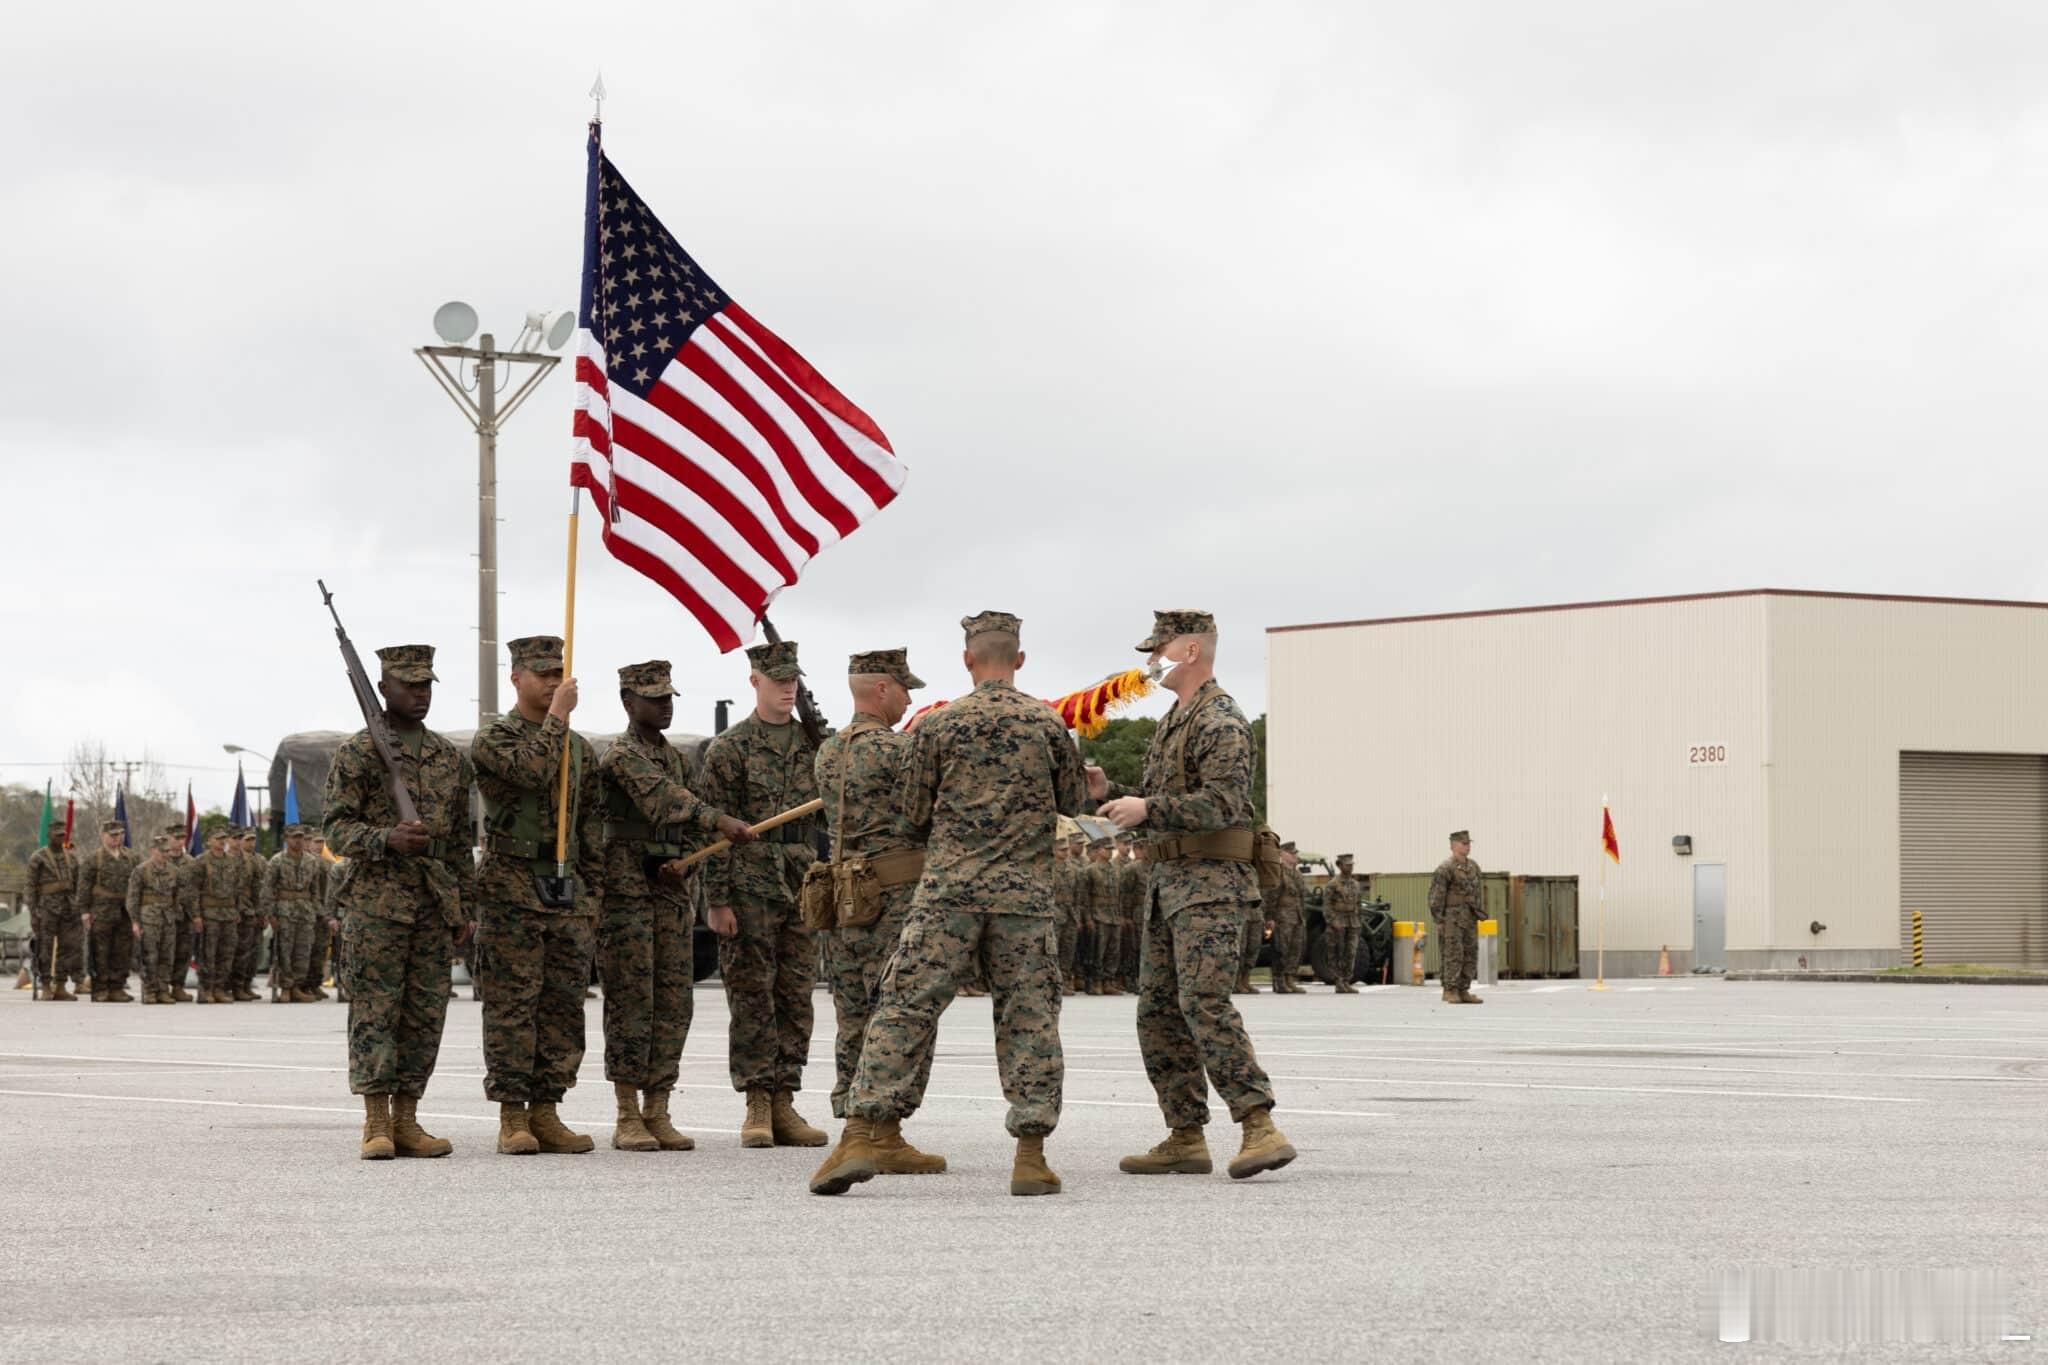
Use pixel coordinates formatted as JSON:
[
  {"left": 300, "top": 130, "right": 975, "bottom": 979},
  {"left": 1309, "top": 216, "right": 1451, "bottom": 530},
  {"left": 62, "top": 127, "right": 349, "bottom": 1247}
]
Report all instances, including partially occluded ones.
[
  {"left": 1591, "top": 794, "right": 1609, "bottom": 992},
  {"left": 552, "top": 486, "right": 582, "bottom": 883}
]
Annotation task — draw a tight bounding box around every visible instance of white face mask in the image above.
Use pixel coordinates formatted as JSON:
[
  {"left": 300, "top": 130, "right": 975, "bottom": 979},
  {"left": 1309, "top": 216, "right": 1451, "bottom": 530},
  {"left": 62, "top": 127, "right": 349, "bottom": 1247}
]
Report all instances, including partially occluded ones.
[{"left": 1150, "top": 643, "right": 1195, "bottom": 683}]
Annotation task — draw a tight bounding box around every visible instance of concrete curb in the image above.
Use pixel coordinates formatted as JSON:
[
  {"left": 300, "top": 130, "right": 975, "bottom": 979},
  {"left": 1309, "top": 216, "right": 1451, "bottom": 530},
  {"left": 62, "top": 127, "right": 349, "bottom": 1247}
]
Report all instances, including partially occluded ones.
[{"left": 1725, "top": 970, "right": 2048, "bottom": 985}]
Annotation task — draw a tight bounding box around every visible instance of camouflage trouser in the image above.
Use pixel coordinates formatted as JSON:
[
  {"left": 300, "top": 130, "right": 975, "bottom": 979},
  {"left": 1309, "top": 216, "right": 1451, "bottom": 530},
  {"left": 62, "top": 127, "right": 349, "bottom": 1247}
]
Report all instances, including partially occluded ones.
[
  {"left": 1074, "top": 923, "right": 1096, "bottom": 986},
  {"left": 599, "top": 892, "right": 693, "bottom": 1092},
  {"left": 305, "top": 915, "right": 334, "bottom": 992},
  {"left": 235, "top": 916, "right": 264, "bottom": 990},
  {"left": 718, "top": 892, "right": 814, "bottom": 1094},
  {"left": 1136, "top": 903, "right": 1275, "bottom": 1127},
  {"left": 272, "top": 908, "right": 317, "bottom": 995},
  {"left": 198, "top": 915, "right": 239, "bottom": 993},
  {"left": 1326, "top": 921, "right": 1359, "bottom": 985},
  {"left": 1238, "top": 910, "right": 1262, "bottom": 983},
  {"left": 851, "top": 908, "right": 1063, "bottom": 1137},
  {"left": 138, "top": 911, "right": 179, "bottom": 995},
  {"left": 1435, "top": 908, "right": 1478, "bottom": 992},
  {"left": 170, "top": 920, "right": 193, "bottom": 993},
  {"left": 343, "top": 912, "right": 453, "bottom": 1096},
  {"left": 88, "top": 908, "right": 132, "bottom": 992},
  {"left": 31, "top": 908, "right": 83, "bottom": 987},
  {"left": 1094, "top": 920, "right": 1122, "bottom": 986},
  {"left": 1270, "top": 909, "right": 1302, "bottom": 986},
  {"left": 1122, "top": 917, "right": 1141, "bottom": 987},
  {"left": 822, "top": 884, "right": 921, "bottom": 1118},
  {"left": 1055, "top": 911, "right": 1078, "bottom": 983},
  {"left": 480, "top": 904, "right": 596, "bottom": 1104}
]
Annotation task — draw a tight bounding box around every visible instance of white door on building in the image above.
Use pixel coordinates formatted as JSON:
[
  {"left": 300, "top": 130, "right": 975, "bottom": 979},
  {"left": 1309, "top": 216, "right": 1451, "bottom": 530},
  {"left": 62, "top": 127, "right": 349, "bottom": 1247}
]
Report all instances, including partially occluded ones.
[{"left": 1693, "top": 863, "right": 1727, "bottom": 971}]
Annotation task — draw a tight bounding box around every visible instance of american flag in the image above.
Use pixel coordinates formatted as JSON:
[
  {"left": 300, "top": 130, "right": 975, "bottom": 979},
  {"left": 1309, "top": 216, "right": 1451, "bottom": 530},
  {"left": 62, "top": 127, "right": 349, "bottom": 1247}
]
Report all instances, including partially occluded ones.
[{"left": 569, "top": 123, "right": 906, "bottom": 651}]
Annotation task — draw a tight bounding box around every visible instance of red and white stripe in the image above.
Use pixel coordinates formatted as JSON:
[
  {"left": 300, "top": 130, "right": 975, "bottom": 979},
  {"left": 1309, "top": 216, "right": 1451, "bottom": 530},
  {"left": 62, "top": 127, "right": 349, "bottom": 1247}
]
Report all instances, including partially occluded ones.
[{"left": 571, "top": 302, "right": 905, "bottom": 652}]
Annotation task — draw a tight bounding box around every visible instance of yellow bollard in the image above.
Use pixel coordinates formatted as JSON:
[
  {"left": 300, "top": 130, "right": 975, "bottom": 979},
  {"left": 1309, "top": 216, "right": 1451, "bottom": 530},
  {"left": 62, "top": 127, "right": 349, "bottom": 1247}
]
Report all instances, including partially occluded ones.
[{"left": 1911, "top": 909, "right": 1923, "bottom": 968}]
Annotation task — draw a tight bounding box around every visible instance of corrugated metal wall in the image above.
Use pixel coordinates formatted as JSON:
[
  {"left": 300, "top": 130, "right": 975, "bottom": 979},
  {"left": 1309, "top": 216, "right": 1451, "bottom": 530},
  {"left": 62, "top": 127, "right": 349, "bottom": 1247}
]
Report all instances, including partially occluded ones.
[{"left": 1899, "top": 752, "right": 2048, "bottom": 966}]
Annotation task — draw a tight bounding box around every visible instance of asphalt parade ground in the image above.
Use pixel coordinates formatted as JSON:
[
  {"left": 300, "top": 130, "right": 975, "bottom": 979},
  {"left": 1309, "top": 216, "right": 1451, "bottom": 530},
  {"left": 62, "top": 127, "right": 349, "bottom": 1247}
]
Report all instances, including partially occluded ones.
[{"left": 3, "top": 977, "right": 2043, "bottom": 1362}]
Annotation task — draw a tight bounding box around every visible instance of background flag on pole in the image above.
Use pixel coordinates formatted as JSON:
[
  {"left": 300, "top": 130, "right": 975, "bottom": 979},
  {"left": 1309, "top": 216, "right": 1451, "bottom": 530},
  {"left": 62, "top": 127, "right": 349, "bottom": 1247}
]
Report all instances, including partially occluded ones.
[
  {"left": 283, "top": 762, "right": 300, "bottom": 826},
  {"left": 36, "top": 779, "right": 54, "bottom": 846},
  {"left": 113, "top": 787, "right": 130, "bottom": 846},
  {"left": 1602, "top": 804, "right": 1621, "bottom": 863},
  {"left": 569, "top": 122, "right": 909, "bottom": 652},
  {"left": 186, "top": 784, "right": 202, "bottom": 856},
  {"left": 63, "top": 800, "right": 74, "bottom": 848},
  {"left": 229, "top": 764, "right": 250, "bottom": 829}
]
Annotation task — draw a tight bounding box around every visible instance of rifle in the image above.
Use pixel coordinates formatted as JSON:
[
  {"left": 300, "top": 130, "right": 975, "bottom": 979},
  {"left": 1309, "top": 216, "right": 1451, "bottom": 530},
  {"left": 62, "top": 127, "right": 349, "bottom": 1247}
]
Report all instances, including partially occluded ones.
[{"left": 318, "top": 580, "right": 421, "bottom": 826}]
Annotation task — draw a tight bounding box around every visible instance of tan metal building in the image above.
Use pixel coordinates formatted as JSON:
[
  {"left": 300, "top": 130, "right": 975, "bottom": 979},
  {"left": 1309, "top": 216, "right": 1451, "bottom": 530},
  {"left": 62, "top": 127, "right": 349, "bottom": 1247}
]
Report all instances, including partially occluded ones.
[{"left": 1266, "top": 590, "right": 2048, "bottom": 973}]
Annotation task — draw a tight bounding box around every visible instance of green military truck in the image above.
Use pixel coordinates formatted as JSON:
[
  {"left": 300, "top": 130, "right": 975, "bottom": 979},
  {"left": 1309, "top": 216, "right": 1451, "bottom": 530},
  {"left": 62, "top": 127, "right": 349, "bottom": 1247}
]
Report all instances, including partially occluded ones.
[{"left": 1263, "top": 853, "right": 1392, "bottom": 986}]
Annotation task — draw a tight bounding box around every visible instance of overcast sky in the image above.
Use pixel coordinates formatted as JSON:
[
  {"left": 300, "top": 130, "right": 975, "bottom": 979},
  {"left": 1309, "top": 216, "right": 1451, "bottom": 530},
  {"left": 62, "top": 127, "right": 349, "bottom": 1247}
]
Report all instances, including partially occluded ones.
[{"left": 4, "top": 2, "right": 2045, "bottom": 806}]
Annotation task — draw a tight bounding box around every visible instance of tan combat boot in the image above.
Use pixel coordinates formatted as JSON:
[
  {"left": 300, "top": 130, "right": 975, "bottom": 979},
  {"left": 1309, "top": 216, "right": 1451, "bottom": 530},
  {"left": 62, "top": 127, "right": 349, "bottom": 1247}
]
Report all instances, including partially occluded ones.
[
  {"left": 870, "top": 1118, "right": 947, "bottom": 1175},
  {"left": 1228, "top": 1107, "right": 1296, "bottom": 1180},
  {"left": 1441, "top": 987, "right": 1461, "bottom": 1004},
  {"left": 360, "top": 1095, "right": 395, "bottom": 1160},
  {"left": 611, "top": 1082, "right": 659, "bottom": 1152},
  {"left": 1010, "top": 1134, "right": 1061, "bottom": 1196},
  {"left": 1119, "top": 1125, "right": 1213, "bottom": 1175},
  {"left": 80, "top": 975, "right": 93, "bottom": 995},
  {"left": 528, "top": 1102, "right": 594, "bottom": 1154},
  {"left": 807, "top": 1119, "right": 880, "bottom": 1196},
  {"left": 497, "top": 1102, "right": 540, "bottom": 1155},
  {"left": 391, "top": 1095, "right": 452, "bottom": 1157},
  {"left": 640, "top": 1091, "right": 694, "bottom": 1151},
  {"left": 740, "top": 1089, "right": 775, "bottom": 1148},
  {"left": 770, "top": 1090, "right": 828, "bottom": 1147},
  {"left": 170, "top": 980, "right": 192, "bottom": 1001},
  {"left": 112, "top": 987, "right": 134, "bottom": 1002},
  {"left": 1334, "top": 982, "right": 1358, "bottom": 994},
  {"left": 1458, "top": 989, "right": 1486, "bottom": 1004}
]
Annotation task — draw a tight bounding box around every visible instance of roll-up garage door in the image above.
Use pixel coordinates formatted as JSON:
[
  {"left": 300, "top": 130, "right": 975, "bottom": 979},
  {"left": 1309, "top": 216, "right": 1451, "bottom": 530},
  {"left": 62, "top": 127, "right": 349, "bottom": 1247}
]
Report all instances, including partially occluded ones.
[{"left": 1899, "top": 752, "right": 2048, "bottom": 966}]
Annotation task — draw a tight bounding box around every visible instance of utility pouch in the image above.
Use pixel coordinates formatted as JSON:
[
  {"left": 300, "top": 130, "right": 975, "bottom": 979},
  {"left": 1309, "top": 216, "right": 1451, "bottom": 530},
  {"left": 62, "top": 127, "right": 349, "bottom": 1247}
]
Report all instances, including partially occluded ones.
[
  {"left": 833, "top": 858, "right": 884, "bottom": 929},
  {"left": 799, "top": 862, "right": 838, "bottom": 931}
]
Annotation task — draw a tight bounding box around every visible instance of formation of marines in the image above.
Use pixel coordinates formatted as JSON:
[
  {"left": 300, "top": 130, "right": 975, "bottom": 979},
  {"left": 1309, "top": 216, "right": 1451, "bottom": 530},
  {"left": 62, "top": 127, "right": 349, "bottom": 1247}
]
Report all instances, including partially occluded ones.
[{"left": 15, "top": 606, "right": 1487, "bottom": 1197}]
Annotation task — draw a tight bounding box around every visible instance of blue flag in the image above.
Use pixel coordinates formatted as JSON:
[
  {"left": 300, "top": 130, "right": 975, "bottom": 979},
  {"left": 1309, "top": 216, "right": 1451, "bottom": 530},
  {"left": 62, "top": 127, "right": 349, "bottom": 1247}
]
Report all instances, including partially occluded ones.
[
  {"left": 229, "top": 764, "right": 250, "bottom": 829},
  {"left": 113, "top": 787, "right": 131, "bottom": 847},
  {"left": 283, "top": 761, "right": 300, "bottom": 826}
]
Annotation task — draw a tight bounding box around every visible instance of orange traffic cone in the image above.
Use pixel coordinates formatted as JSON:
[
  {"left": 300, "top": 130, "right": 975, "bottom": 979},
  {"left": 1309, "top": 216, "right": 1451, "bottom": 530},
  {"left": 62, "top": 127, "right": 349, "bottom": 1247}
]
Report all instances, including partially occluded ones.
[
  {"left": 1657, "top": 945, "right": 1672, "bottom": 977},
  {"left": 1412, "top": 933, "right": 1427, "bottom": 986}
]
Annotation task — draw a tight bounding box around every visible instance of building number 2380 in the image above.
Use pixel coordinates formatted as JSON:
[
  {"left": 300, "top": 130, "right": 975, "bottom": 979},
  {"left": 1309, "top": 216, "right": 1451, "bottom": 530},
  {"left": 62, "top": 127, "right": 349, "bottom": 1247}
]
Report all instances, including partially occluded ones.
[{"left": 1687, "top": 744, "right": 1728, "bottom": 766}]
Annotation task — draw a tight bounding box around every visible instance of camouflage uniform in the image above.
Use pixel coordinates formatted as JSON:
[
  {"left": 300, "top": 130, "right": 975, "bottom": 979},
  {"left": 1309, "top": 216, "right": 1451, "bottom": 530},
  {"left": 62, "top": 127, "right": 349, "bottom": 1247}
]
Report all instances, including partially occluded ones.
[
  {"left": 76, "top": 828, "right": 138, "bottom": 998},
  {"left": 1109, "top": 613, "right": 1277, "bottom": 1130},
  {"left": 312, "top": 855, "right": 344, "bottom": 995},
  {"left": 182, "top": 843, "right": 244, "bottom": 998},
  {"left": 699, "top": 642, "right": 823, "bottom": 1097},
  {"left": 1053, "top": 846, "right": 1080, "bottom": 990},
  {"left": 25, "top": 841, "right": 80, "bottom": 992},
  {"left": 231, "top": 836, "right": 264, "bottom": 996},
  {"left": 161, "top": 825, "right": 195, "bottom": 997},
  {"left": 127, "top": 845, "right": 184, "bottom": 999},
  {"left": 471, "top": 637, "right": 605, "bottom": 1106},
  {"left": 1429, "top": 837, "right": 1484, "bottom": 994},
  {"left": 262, "top": 835, "right": 328, "bottom": 999},
  {"left": 596, "top": 663, "right": 722, "bottom": 1094},
  {"left": 1119, "top": 847, "right": 1147, "bottom": 991},
  {"left": 816, "top": 649, "right": 932, "bottom": 1119},
  {"left": 1070, "top": 844, "right": 1098, "bottom": 990},
  {"left": 1323, "top": 869, "right": 1364, "bottom": 988},
  {"left": 850, "top": 616, "right": 1086, "bottom": 1139},
  {"left": 1266, "top": 854, "right": 1307, "bottom": 990},
  {"left": 323, "top": 646, "right": 476, "bottom": 1098}
]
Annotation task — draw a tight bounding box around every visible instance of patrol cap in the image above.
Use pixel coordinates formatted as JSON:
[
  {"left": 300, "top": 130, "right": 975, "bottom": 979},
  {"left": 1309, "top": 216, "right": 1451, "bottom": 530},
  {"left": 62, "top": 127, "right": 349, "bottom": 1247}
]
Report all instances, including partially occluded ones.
[
  {"left": 746, "top": 639, "right": 803, "bottom": 681},
  {"left": 618, "top": 659, "right": 678, "bottom": 698},
  {"left": 237, "top": 828, "right": 259, "bottom": 840},
  {"left": 376, "top": 644, "right": 438, "bottom": 683},
  {"left": 848, "top": 648, "right": 925, "bottom": 690},
  {"left": 1337, "top": 852, "right": 1354, "bottom": 864},
  {"left": 961, "top": 611, "right": 1021, "bottom": 643},
  {"left": 1280, "top": 840, "right": 1296, "bottom": 851},
  {"left": 100, "top": 820, "right": 125, "bottom": 835},
  {"left": 1136, "top": 610, "right": 1216, "bottom": 653},
  {"left": 286, "top": 823, "right": 313, "bottom": 837},
  {"left": 162, "top": 822, "right": 187, "bottom": 838},
  {"left": 1449, "top": 829, "right": 1471, "bottom": 843},
  {"left": 206, "top": 827, "right": 229, "bottom": 843},
  {"left": 509, "top": 635, "right": 566, "bottom": 673},
  {"left": 152, "top": 835, "right": 179, "bottom": 851}
]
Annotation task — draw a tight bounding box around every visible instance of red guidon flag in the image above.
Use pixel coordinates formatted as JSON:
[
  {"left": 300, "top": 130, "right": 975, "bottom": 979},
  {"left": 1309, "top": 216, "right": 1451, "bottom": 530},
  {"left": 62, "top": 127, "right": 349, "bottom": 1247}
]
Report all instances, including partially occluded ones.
[
  {"left": 1601, "top": 804, "right": 1620, "bottom": 863},
  {"left": 569, "top": 123, "right": 907, "bottom": 652}
]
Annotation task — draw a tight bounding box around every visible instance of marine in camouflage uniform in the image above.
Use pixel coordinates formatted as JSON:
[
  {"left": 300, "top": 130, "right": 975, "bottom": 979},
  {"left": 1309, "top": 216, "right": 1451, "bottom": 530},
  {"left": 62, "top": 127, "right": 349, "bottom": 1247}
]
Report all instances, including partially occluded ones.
[
  {"left": 323, "top": 643, "right": 475, "bottom": 1159},
  {"left": 699, "top": 638, "right": 829, "bottom": 1148},
  {"left": 597, "top": 658, "right": 751, "bottom": 1153},
  {"left": 305, "top": 835, "right": 338, "bottom": 998},
  {"left": 182, "top": 829, "right": 244, "bottom": 1003},
  {"left": 1070, "top": 837, "right": 1098, "bottom": 992},
  {"left": 471, "top": 634, "right": 605, "bottom": 1155},
  {"left": 262, "top": 825, "right": 328, "bottom": 1002},
  {"left": 26, "top": 833, "right": 80, "bottom": 999},
  {"left": 1119, "top": 837, "right": 1147, "bottom": 991},
  {"left": 1266, "top": 841, "right": 1307, "bottom": 993},
  {"left": 814, "top": 648, "right": 947, "bottom": 1175},
  {"left": 1429, "top": 830, "right": 1485, "bottom": 1005},
  {"left": 812, "top": 612, "right": 1085, "bottom": 1198},
  {"left": 232, "top": 829, "right": 266, "bottom": 999},
  {"left": 160, "top": 823, "right": 196, "bottom": 1000},
  {"left": 1098, "top": 610, "right": 1294, "bottom": 1181},
  {"left": 1323, "top": 856, "right": 1364, "bottom": 994},
  {"left": 76, "top": 821, "right": 138, "bottom": 1001},
  {"left": 1087, "top": 843, "right": 1123, "bottom": 995},
  {"left": 127, "top": 837, "right": 187, "bottom": 1003}
]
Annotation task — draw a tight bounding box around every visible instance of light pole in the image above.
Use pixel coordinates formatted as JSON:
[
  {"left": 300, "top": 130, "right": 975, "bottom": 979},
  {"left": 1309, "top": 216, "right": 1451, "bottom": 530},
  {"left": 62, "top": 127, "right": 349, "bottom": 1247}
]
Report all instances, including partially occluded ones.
[{"left": 414, "top": 303, "right": 576, "bottom": 728}]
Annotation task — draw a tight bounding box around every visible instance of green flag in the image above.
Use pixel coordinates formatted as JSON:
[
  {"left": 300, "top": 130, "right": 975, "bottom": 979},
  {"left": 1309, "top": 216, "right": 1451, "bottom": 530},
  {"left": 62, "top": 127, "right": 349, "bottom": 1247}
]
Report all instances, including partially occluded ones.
[{"left": 36, "top": 779, "right": 53, "bottom": 847}]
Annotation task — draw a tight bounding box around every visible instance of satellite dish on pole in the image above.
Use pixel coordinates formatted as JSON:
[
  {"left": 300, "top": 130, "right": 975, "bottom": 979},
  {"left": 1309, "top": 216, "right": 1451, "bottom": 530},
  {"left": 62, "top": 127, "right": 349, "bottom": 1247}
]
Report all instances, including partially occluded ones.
[
  {"left": 433, "top": 300, "right": 479, "bottom": 345},
  {"left": 543, "top": 309, "right": 577, "bottom": 351}
]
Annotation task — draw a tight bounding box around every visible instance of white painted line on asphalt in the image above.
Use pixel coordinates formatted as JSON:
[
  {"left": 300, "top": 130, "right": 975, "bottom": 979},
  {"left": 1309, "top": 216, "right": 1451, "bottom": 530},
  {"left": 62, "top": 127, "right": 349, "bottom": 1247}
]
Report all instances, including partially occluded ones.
[
  {"left": 1532, "top": 986, "right": 1574, "bottom": 993},
  {"left": 0, "top": 1087, "right": 741, "bottom": 1133},
  {"left": 1229, "top": 1048, "right": 2048, "bottom": 1086},
  {"left": 0, "top": 1050, "right": 335, "bottom": 1072},
  {"left": 120, "top": 1033, "right": 339, "bottom": 1046},
  {"left": 916, "top": 1089, "right": 1390, "bottom": 1119},
  {"left": 1046, "top": 1065, "right": 1925, "bottom": 1104}
]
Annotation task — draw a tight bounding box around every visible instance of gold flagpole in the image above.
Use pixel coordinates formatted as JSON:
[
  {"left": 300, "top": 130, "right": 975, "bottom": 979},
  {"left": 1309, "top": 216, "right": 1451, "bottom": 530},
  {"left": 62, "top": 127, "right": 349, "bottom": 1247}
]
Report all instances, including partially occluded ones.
[
  {"left": 1591, "top": 795, "right": 1609, "bottom": 992},
  {"left": 552, "top": 488, "right": 581, "bottom": 880}
]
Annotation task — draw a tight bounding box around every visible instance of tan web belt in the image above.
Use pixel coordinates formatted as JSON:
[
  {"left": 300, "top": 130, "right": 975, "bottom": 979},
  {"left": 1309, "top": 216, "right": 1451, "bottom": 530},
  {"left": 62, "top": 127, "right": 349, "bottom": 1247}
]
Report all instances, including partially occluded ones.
[{"left": 1144, "top": 828, "right": 1256, "bottom": 864}]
